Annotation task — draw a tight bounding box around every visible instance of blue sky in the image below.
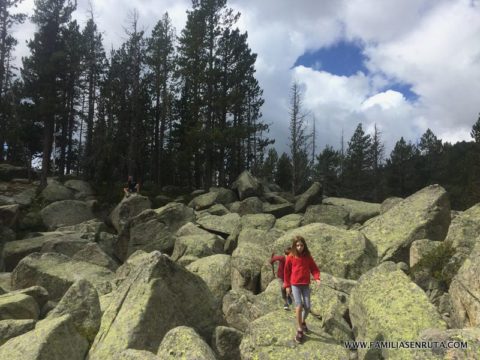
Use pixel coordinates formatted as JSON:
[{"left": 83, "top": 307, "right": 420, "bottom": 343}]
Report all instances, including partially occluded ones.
[{"left": 13, "top": 0, "right": 480, "bottom": 157}]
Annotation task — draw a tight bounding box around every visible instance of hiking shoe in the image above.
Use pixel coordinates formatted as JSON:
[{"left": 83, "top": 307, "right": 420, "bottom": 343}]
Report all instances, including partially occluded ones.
[
  {"left": 295, "top": 330, "right": 304, "bottom": 343},
  {"left": 301, "top": 322, "right": 309, "bottom": 333},
  {"left": 283, "top": 304, "right": 289, "bottom": 310},
  {"left": 287, "top": 296, "right": 293, "bottom": 305}
]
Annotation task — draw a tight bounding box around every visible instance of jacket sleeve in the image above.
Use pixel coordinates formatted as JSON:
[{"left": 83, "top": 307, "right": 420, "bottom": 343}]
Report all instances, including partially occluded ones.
[
  {"left": 309, "top": 256, "right": 320, "bottom": 281},
  {"left": 270, "top": 255, "right": 283, "bottom": 264},
  {"left": 283, "top": 256, "right": 292, "bottom": 288}
]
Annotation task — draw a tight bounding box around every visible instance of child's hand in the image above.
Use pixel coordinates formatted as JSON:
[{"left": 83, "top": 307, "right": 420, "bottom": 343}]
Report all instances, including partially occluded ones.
[{"left": 315, "top": 279, "right": 321, "bottom": 286}]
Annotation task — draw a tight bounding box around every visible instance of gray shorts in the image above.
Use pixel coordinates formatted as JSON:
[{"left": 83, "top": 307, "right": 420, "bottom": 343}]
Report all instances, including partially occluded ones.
[{"left": 291, "top": 284, "right": 311, "bottom": 308}]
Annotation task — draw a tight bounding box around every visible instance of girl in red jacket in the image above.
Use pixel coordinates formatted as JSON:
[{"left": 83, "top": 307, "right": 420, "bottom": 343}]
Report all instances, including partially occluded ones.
[{"left": 284, "top": 235, "right": 320, "bottom": 343}]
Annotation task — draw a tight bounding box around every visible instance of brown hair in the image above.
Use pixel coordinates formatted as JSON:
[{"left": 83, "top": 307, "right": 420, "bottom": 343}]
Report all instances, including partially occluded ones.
[{"left": 290, "top": 235, "right": 311, "bottom": 257}]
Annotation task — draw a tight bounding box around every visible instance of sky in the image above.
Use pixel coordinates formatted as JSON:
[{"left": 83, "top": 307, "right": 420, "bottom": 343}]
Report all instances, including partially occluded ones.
[{"left": 11, "top": 0, "right": 480, "bottom": 157}]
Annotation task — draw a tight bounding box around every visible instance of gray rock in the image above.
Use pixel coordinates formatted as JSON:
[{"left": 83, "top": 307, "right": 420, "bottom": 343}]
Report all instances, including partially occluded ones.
[
  {"left": 449, "top": 240, "right": 480, "bottom": 328},
  {"left": 323, "top": 197, "right": 380, "bottom": 224},
  {"left": 186, "top": 254, "right": 231, "bottom": 305},
  {"left": 240, "top": 213, "right": 275, "bottom": 231},
  {"left": 0, "top": 319, "right": 36, "bottom": 346},
  {"left": 72, "top": 242, "right": 119, "bottom": 271},
  {"left": 360, "top": 185, "right": 450, "bottom": 263},
  {"left": 294, "top": 182, "right": 322, "bottom": 213},
  {"left": 197, "top": 213, "right": 241, "bottom": 237},
  {"left": 273, "top": 213, "right": 303, "bottom": 231},
  {"left": 109, "top": 195, "right": 151, "bottom": 234},
  {"left": 40, "top": 182, "right": 74, "bottom": 203},
  {"left": 12, "top": 252, "right": 114, "bottom": 301},
  {"left": 349, "top": 263, "right": 447, "bottom": 360},
  {"left": 47, "top": 279, "right": 101, "bottom": 343},
  {"left": 87, "top": 252, "right": 220, "bottom": 359},
  {"left": 0, "top": 293, "right": 39, "bottom": 320},
  {"left": 229, "top": 197, "right": 264, "bottom": 216},
  {"left": 40, "top": 200, "right": 95, "bottom": 230},
  {"left": 262, "top": 202, "right": 294, "bottom": 218},
  {"left": 171, "top": 233, "right": 225, "bottom": 266},
  {"left": 212, "top": 326, "right": 243, "bottom": 360},
  {"left": 380, "top": 196, "right": 403, "bottom": 214},
  {"left": 156, "top": 326, "right": 216, "bottom": 360},
  {"left": 302, "top": 204, "right": 349, "bottom": 227},
  {"left": 0, "top": 314, "right": 89, "bottom": 360},
  {"left": 231, "top": 170, "right": 262, "bottom": 200}
]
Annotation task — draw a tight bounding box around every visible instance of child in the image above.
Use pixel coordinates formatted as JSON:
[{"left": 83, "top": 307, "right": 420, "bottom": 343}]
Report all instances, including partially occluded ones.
[
  {"left": 123, "top": 175, "right": 140, "bottom": 197},
  {"left": 270, "top": 247, "right": 293, "bottom": 310},
  {"left": 284, "top": 235, "right": 321, "bottom": 344}
]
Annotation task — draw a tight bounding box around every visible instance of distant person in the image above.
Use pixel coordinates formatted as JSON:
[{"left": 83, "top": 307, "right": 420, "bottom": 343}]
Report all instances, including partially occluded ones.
[
  {"left": 284, "top": 235, "right": 321, "bottom": 344},
  {"left": 123, "top": 175, "right": 140, "bottom": 197},
  {"left": 270, "top": 247, "right": 293, "bottom": 310}
]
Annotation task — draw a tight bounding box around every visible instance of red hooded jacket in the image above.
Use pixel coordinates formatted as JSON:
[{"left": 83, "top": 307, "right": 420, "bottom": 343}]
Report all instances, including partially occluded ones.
[{"left": 283, "top": 254, "right": 320, "bottom": 288}]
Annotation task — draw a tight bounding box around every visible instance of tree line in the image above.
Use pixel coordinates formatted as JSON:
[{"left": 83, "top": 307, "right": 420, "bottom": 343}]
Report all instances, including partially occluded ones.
[
  {"left": 0, "top": 0, "right": 271, "bottom": 189},
  {"left": 261, "top": 82, "right": 480, "bottom": 210}
]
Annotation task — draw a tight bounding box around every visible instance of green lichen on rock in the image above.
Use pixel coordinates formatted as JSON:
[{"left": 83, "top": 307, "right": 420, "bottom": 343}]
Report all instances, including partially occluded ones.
[
  {"left": 349, "top": 263, "right": 447, "bottom": 360},
  {"left": 0, "top": 314, "right": 88, "bottom": 360},
  {"left": 157, "top": 326, "right": 216, "bottom": 359},
  {"left": 360, "top": 184, "right": 450, "bottom": 263},
  {"left": 239, "top": 310, "right": 350, "bottom": 359}
]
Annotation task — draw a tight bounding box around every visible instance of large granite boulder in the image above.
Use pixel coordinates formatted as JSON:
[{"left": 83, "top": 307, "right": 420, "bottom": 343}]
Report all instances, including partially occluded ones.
[
  {"left": 274, "top": 213, "right": 303, "bottom": 231},
  {"left": 323, "top": 197, "right": 380, "bottom": 224},
  {"left": 240, "top": 213, "right": 275, "bottom": 231},
  {"left": 72, "top": 243, "right": 119, "bottom": 271},
  {"left": 0, "top": 293, "right": 39, "bottom": 320},
  {"left": 0, "top": 314, "right": 89, "bottom": 360},
  {"left": 262, "top": 202, "right": 294, "bottom": 218},
  {"left": 109, "top": 195, "right": 151, "bottom": 233},
  {"left": 64, "top": 179, "right": 95, "bottom": 200},
  {"left": 40, "top": 182, "right": 74, "bottom": 203},
  {"left": 380, "top": 196, "right": 403, "bottom": 214},
  {"left": 443, "top": 203, "right": 480, "bottom": 276},
  {"left": 11, "top": 252, "right": 114, "bottom": 301},
  {"left": 449, "top": 241, "right": 480, "bottom": 328},
  {"left": 212, "top": 326, "right": 243, "bottom": 360},
  {"left": 349, "top": 262, "right": 447, "bottom": 360},
  {"left": 3, "top": 231, "right": 86, "bottom": 271},
  {"left": 186, "top": 254, "right": 231, "bottom": 305},
  {"left": 231, "top": 170, "right": 262, "bottom": 200},
  {"left": 0, "top": 319, "right": 36, "bottom": 346},
  {"left": 40, "top": 200, "right": 95, "bottom": 230},
  {"left": 359, "top": 185, "right": 450, "bottom": 263},
  {"left": 412, "top": 327, "right": 480, "bottom": 360},
  {"left": 197, "top": 213, "right": 241, "bottom": 237},
  {"left": 115, "top": 203, "right": 194, "bottom": 261},
  {"left": 47, "top": 279, "right": 101, "bottom": 343},
  {"left": 171, "top": 233, "right": 225, "bottom": 266},
  {"left": 229, "top": 197, "right": 264, "bottom": 216},
  {"left": 294, "top": 182, "right": 322, "bottom": 213},
  {"left": 274, "top": 223, "right": 377, "bottom": 280},
  {"left": 189, "top": 187, "right": 236, "bottom": 210},
  {"left": 87, "top": 252, "right": 220, "bottom": 359},
  {"left": 302, "top": 204, "right": 349, "bottom": 227},
  {"left": 156, "top": 326, "right": 216, "bottom": 359},
  {"left": 239, "top": 310, "right": 350, "bottom": 359}
]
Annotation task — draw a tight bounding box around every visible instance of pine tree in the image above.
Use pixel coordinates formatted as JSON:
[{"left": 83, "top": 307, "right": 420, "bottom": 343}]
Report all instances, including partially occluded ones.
[
  {"left": 369, "top": 123, "right": 385, "bottom": 201},
  {"left": 21, "top": 0, "right": 76, "bottom": 187},
  {"left": 315, "top": 145, "right": 341, "bottom": 196},
  {"left": 385, "top": 137, "right": 419, "bottom": 197},
  {"left": 261, "top": 147, "right": 278, "bottom": 183},
  {"left": 146, "top": 12, "right": 176, "bottom": 185},
  {"left": 471, "top": 114, "right": 480, "bottom": 143},
  {"left": 276, "top": 152, "right": 292, "bottom": 191},
  {"left": 343, "top": 123, "right": 372, "bottom": 199},
  {"left": 0, "top": 0, "right": 26, "bottom": 161},
  {"left": 81, "top": 13, "right": 106, "bottom": 179}
]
